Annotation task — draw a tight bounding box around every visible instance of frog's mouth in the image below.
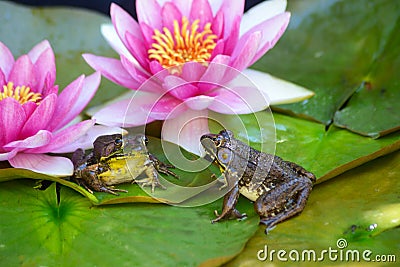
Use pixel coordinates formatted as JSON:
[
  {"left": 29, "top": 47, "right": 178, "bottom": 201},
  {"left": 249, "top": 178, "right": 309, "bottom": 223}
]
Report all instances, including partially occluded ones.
[{"left": 200, "top": 134, "right": 218, "bottom": 162}]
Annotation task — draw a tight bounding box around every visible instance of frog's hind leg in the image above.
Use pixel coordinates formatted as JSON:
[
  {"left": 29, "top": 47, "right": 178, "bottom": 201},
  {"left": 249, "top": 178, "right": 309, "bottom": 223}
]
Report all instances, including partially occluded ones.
[
  {"left": 212, "top": 184, "right": 247, "bottom": 223},
  {"left": 98, "top": 186, "right": 128, "bottom": 196},
  {"left": 255, "top": 181, "right": 312, "bottom": 234}
]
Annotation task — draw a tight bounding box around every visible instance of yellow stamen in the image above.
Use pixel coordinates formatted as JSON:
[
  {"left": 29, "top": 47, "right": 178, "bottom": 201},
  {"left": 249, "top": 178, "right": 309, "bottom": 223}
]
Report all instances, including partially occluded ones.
[
  {"left": 0, "top": 82, "right": 42, "bottom": 105},
  {"left": 148, "top": 17, "right": 217, "bottom": 69}
]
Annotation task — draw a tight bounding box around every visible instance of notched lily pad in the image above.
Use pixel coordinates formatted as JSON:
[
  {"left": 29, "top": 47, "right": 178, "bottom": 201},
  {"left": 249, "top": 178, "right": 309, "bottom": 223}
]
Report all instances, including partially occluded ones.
[
  {"left": 0, "top": 180, "right": 259, "bottom": 267},
  {"left": 254, "top": 0, "right": 400, "bottom": 137}
]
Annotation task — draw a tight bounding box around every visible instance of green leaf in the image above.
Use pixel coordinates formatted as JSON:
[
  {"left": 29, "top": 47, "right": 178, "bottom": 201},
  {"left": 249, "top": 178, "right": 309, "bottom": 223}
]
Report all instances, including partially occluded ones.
[
  {"left": 0, "top": 1, "right": 126, "bottom": 109},
  {"left": 0, "top": 181, "right": 259, "bottom": 266},
  {"left": 226, "top": 150, "right": 400, "bottom": 267},
  {"left": 254, "top": 0, "right": 400, "bottom": 137}
]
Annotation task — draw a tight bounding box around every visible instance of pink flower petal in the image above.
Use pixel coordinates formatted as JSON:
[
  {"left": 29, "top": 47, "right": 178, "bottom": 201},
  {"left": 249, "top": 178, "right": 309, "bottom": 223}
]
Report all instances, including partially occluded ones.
[
  {"left": 211, "top": 9, "right": 224, "bottom": 38},
  {"left": 230, "top": 31, "right": 261, "bottom": 71},
  {"left": 163, "top": 75, "right": 199, "bottom": 100},
  {"left": 136, "top": 0, "right": 162, "bottom": 30},
  {"left": 32, "top": 47, "right": 56, "bottom": 94},
  {"left": 139, "top": 22, "right": 156, "bottom": 47},
  {"left": 52, "top": 125, "right": 126, "bottom": 153},
  {"left": 210, "top": 41, "right": 225, "bottom": 62},
  {"left": 172, "top": 0, "right": 192, "bottom": 17},
  {"left": 101, "top": 23, "right": 142, "bottom": 69},
  {"left": 197, "top": 58, "right": 231, "bottom": 93},
  {"left": 58, "top": 72, "right": 100, "bottom": 129},
  {"left": 146, "top": 95, "right": 184, "bottom": 120},
  {"left": 0, "top": 69, "right": 5, "bottom": 85},
  {"left": 22, "top": 101, "right": 37, "bottom": 119},
  {"left": 46, "top": 75, "right": 83, "bottom": 132},
  {"left": 181, "top": 62, "right": 207, "bottom": 82},
  {"left": 93, "top": 92, "right": 160, "bottom": 127},
  {"left": 7, "top": 55, "right": 34, "bottom": 88},
  {"left": 208, "top": 81, "right": 269, "bottom": 114},
  {"left": 120, "top": 55, "right": 148, "bottom": 84},
  {"left": 208, "top": 0, "right": 224, "bottom": 14},
  {"left": 244, "top": 12, "right": 291, "bottom": 66},
  {"left": 83, "top": 54, "right": 142, "bottom": 89},
  {"left": 240, "top": 0, "right": 287, "bottom": 36},
  {"left": 219, "top": 0, "right": 244, "bottom": 39},
  {"left": 19, "top": 94, "right": 56, "bottom": 139},
  {"left": 0, "top": 98, "right": 26, "bottom": 147},
  {"left": 223, "top": 16, "right": 240, "bottom": 54},
  {"left": 125, "top": 31, "right": 150, "bottom": 71},
  {"left": 27, "top": 40, "right": 52, "bottom": 63},
  {"left": 4, "top": 130, "right": 52, "bottom": 150},
  {"left": 0, "top": 150, "right": 18, "bottom": 161},
  {"left": 190, "top": 0, "right": 213, "bottom": 29},
  {"left": 162, "top": 109, "right": 209, "bottom": 155},
  {"left": 0, "top": 41, "right": 15, "bottom": 79},
  {"left": 184, "top": 95, "right": 214, "bottom": 110},
  {"left": 9, "top": 153, "right": 74, "bottom": 176},
  {"left": 31, "top": 120, "right": 95, "bottom": 153},
  {"left": 162, "top": 2, "right": 182, "bottom": 31},
  {"left": 110, "top": 3, "right": 144, "bottom": 48}
]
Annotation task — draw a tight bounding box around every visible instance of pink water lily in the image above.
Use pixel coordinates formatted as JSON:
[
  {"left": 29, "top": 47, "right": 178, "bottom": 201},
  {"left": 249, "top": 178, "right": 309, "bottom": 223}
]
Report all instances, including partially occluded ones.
[
  {"left": 0, "top": 40, "right": 120, "bottom": 176},
  {"left": 84, "top": 0, "right": 314, "bottom": 154}
]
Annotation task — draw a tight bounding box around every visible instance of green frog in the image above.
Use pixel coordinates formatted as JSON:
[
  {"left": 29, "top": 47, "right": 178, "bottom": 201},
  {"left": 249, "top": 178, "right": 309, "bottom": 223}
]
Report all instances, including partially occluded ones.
[
  {"left": 200, "top": 129, "right": 316, "bottom": 233},
  {"left": 72, "top": 134, "right": 177, "bottom": 195}
]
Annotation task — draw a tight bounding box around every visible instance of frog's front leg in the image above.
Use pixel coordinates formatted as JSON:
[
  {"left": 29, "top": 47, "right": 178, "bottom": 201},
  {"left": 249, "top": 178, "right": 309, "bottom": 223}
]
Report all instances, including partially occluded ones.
[
  {"left": 135, "top": 166, "right": 166, "bottom": 193},
  {"left": 149, "top": 154, "right": 179, "bottom": 179},
  {"left": 212, "top": 183, "right": 247, "bottom": 223},
  {"left": 254, "top": 178, "right": 313, "bottom": 233},
  {"left": 71, "top": 148, "right": 86, "bottom": 168}
]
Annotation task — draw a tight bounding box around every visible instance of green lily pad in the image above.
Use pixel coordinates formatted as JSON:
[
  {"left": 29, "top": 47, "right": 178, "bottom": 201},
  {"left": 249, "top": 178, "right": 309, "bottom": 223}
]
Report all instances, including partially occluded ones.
[
  {"left": 226, "top": 149, "right": 400, "bottom": 267},
  {"left": 0, "top": 181, "right": 259, "bottom": 267},
  {"left": 0, "top": 1, "right": 125, "bottom": 109},
  {"left": 254, "top": 0, "right": 400, "bottom": 137}
]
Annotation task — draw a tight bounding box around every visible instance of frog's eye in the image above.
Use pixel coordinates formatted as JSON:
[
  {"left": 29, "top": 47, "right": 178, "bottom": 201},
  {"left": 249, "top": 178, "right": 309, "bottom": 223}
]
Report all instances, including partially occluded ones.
[
  {"left": 217, "top": 148, "right": 232, "bottom": 164},
  {"left": 214, "top": 136, "right": 223, "bottom": 147},
  {"left": 114, "top": 138, "right": 123, "bottom": 147}
]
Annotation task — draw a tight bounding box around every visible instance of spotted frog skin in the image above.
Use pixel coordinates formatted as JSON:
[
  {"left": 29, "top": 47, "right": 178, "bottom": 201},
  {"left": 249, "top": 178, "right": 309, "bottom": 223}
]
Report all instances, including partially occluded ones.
[
  {"left": 72, "top": 134, "right": 177, "bottom": 195},
  {"left": 200, "top": 130, "right": 316, "bottom": 233}
]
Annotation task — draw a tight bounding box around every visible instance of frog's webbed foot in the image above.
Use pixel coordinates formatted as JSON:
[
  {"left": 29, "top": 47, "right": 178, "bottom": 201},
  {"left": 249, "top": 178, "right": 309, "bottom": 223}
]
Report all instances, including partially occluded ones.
[
  {"left": 149, "top": 154, "right": 179, "bottom": 179},
  {"left": 212, "top": 209, "right": 247, "bottom": 224},
  {"left": 211, "top": 184, "right": 247, "bottom": 223},
  {"left": 135, "top": 167, "right": 167, "bottom": 193}
]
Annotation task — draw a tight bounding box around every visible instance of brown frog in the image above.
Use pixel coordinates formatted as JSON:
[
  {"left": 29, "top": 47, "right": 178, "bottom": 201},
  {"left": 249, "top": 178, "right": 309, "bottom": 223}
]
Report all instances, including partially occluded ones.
[
  {"left": 200, "top": 129, "right": 316, "bottom": 233},
  {"left": 72, "top": 134, "right": 177, "bottom": 195}
]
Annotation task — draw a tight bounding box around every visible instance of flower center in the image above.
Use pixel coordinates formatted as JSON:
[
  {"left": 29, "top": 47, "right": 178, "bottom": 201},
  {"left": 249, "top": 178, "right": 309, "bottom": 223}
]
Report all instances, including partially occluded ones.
[
  {"left": 148, "top": 17, "right": 217, "bottom": 69},
  {"left": 0, "top": 82, "right": 42, "bottom": 105}
]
